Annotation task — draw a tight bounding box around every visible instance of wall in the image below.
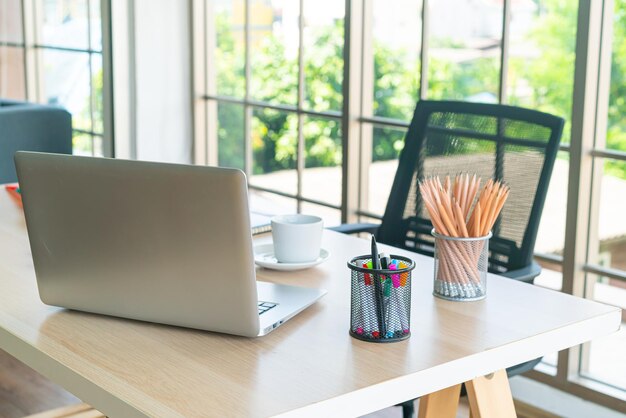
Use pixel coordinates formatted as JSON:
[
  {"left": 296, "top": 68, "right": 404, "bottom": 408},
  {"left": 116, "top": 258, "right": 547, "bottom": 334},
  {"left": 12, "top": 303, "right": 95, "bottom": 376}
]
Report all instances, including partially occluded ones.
[{"left": 113, "top": 0, "right": 192, "bottom": 163}]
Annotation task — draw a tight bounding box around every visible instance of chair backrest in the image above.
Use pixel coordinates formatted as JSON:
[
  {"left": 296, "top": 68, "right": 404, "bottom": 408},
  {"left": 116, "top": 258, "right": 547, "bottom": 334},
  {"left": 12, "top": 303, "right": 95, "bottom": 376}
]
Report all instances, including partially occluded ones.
[
  {"left": 0, "top": 100, "right": 72, "bottom": 183},
  {"left": 377, "top": 100, "right": 564, "bottom": 273}
]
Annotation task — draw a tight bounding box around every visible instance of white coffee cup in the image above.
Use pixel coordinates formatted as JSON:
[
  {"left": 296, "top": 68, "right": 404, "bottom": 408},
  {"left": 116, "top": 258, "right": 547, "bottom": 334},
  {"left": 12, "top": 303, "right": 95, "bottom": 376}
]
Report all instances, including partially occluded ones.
[{"left": 271, "top": 214, "right": 323, "bottom": 263}]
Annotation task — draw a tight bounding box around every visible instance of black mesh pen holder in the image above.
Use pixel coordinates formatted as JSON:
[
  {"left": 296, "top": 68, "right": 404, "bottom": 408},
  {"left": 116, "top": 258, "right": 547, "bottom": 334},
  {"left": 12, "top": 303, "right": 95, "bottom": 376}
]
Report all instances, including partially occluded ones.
[{"left": 347, "top": 255, "right": 415, "bottom": 343}]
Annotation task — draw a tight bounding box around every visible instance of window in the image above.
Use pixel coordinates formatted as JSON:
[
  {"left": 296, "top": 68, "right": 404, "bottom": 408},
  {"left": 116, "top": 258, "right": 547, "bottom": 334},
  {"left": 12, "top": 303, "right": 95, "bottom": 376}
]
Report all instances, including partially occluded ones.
[
  {"left": 195, "top": 0, "right": 344, "bottom": 224},
  {"left": 0, "top": 0, "right": 111, "bottom": 157},
  {"left": 194, "top": 0, "right": 625, "bottom": 410},
  {"left": 0, "top": 0, "right": 26, "bottom": 99},
  {"left": 577, "top": 0, "right": 626, "bottom": 394}
]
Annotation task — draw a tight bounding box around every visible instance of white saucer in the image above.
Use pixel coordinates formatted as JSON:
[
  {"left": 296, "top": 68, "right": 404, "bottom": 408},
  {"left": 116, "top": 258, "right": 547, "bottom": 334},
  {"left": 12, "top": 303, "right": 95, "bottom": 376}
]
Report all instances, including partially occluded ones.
[{"left": 254, "top": 243, "right": 330, "bottom": 271}]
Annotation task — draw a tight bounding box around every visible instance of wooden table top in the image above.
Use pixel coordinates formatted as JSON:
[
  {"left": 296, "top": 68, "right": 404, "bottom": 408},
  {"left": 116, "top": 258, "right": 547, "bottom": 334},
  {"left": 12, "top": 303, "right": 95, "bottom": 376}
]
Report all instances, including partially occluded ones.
[{"left": 0, "top": 190, "right": 620, "bottom": 417}]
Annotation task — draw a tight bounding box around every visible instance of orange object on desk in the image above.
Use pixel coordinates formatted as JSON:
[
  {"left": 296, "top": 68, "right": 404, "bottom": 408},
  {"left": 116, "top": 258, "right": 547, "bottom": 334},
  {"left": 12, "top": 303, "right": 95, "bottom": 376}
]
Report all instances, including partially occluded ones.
[{"left": 5, "top": 184, "right": 22, "bottom": 207}]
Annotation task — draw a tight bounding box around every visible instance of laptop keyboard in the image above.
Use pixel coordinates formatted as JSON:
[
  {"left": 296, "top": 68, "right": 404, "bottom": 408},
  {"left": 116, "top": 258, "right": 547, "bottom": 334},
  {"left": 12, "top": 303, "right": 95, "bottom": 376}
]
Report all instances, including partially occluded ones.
[{"left": 258, "top": 301, "right": 278, "bottom": 315}]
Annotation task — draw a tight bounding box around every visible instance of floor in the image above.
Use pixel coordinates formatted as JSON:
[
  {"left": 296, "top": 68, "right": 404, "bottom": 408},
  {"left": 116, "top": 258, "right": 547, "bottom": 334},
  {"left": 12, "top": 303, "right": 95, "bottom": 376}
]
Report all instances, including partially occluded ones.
[
  {"left": 364, "top": 399, "right": 471, "bottom": 418},
  {"left": 0, "top": 349, "right": 79, "bottom": 418}
]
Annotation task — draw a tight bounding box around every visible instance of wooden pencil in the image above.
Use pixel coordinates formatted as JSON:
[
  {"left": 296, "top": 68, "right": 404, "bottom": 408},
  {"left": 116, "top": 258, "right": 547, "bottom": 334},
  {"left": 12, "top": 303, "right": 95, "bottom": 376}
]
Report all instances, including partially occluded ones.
[{"left": 419, "top": 175, "right": 510, "bottom": 294}]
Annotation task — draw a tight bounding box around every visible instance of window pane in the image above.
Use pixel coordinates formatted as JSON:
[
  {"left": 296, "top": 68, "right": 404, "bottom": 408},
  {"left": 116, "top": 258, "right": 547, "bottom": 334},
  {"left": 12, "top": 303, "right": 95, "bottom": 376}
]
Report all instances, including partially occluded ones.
[
  {"left": 427, "top": 0, "right": 502, "bottom": 102},
  {"left": 371, "top": 0, "right": 421, "bottom": 120},
  {"left": 0, "top": 0, "right": 24, "bottom": 43},
  {"left": 72, "top": 131, "right": 92, "bottom": 156},
  {"left": 249, "top": 108, "right": 297, "bottom": 195},
  {"left": 532, "top": 264, "right": 565, "bottom": 369},
  {"left": 535, "top": 151, "right": 569, "bottom": 257},
  {"left": 535, "top": 357, "right": 558, "bottom": 376},
  {"left": 41, "top": 0, "right": 89, "bottom": 50},
  {"left": 217, "top": 101, "right": 244, "bottom": 170},
  {"left": 250, "top": 0, "right": 298, "bottom": 106},
  {"left": 507, "top": 0, "right": 577, "bottom": 144},
  {"left": 91, "top": 53, "right": 102, "bottom": 133},
  {"left": 93, "top": 134, "right": 103, "bottom": 157},
  {"left": 302, "top": 0, "right": 344, "bottom": 112},
  {"left": 211, "top": 0, "right": 245, "bottom": 97},
  {"left": 533, "top": 263, "right": 563, "bottom": 292},
  {"left": 367, "top": 124, "right": 407, "bottom": 216},
  {"left": 590, "top": 159, "right": 626, "bottom": 271},
  {"left": 249, "top": 189, "right": 296, "bottom": 216},
  {"left": 606, "top": 0, "right": 626, "bottom": 152},
  {"left": 0, "top": 46, "right": 26, "bottom": 99},
  {"left": 42, "top": 50, "right": 92, "bottom": 131},
  {"left": 301, "top": 202, "right": 340, "bottom": 227},
  {"left": 302, "top": 115, "right": 342, "bottom": 207},
  {"left": 541, "top": 351, "right": 559, "bottom": 369},
  {"left": 89, "top": 0, "right": 101, "bottom": 51},
  {"left": 580, "top": 274, "right": 626, "bottom": 390}
]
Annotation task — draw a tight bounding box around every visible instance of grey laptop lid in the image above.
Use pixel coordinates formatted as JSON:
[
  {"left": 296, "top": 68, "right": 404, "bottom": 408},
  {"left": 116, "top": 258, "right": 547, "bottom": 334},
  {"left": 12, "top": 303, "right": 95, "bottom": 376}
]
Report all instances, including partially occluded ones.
[{"left": 15, "top": 152, "right": 262, "bottom": 336}]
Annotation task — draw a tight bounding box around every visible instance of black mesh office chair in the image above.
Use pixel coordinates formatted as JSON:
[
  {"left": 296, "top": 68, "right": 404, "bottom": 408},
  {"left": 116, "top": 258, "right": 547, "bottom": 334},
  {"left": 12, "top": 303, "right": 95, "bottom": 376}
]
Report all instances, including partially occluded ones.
[{"left": 332, "top": 100, "right": 564, "bottom": 417}]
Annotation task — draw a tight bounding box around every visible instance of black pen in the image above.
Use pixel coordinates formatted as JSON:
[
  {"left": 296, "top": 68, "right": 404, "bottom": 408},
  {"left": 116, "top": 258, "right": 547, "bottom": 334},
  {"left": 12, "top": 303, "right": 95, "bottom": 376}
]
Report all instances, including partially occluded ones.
[
  {"left": 371, "top": 235, "right": 381, "bottom": 270},
  {"left": 380, "top": 252, "right": 390, "bottom": 269},
  {"left": 370, "top": 235, "right": 386, "bottom": 336},
  {"left": 379, "top": 252, "right": 392, "bottom": 335}
]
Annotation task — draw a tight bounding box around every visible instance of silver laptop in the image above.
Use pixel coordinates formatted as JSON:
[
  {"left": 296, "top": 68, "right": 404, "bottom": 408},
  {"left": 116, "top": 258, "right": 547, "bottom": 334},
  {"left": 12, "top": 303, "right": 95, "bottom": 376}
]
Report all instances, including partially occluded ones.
[{"left": 15, "top": 152, "right": 326, "bottom": 337}]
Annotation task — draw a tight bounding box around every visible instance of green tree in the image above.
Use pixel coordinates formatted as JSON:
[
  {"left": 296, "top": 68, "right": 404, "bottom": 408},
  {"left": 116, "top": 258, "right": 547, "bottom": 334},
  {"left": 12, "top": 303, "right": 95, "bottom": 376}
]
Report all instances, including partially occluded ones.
[
  {"left": 75, "top": 68, "right": 104, "bottom": 155},
  {"left": 606, "top": 0, "right": 626, "bottom": 177},
  {"left": 217, "top": 18, "right": 344, "bottom": 173},
  {"left": 215, "top": 0, "right": 626, "bottom": 179},
  {"left": 214, "top": 13, "right": 245, "bottom": 169},
  {"left": 508, "top": 0, "right": 577, "bottom": 144}
]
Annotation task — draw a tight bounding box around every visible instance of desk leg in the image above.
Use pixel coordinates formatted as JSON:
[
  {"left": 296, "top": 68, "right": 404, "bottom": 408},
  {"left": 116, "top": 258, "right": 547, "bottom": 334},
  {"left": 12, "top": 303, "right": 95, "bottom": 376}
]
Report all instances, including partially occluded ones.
[
  {"left": 417, "top": 383, "right": 461, "bottom": 418},
  {"left": 465, "top": 369, "right": 516, "bottom": 418}
]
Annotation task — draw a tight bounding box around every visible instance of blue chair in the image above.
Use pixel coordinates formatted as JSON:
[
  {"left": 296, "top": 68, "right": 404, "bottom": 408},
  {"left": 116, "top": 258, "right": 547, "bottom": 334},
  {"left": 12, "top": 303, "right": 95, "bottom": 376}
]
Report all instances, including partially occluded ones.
[{"left": 0, "top": 99, "right": 72, "bottom": 183}]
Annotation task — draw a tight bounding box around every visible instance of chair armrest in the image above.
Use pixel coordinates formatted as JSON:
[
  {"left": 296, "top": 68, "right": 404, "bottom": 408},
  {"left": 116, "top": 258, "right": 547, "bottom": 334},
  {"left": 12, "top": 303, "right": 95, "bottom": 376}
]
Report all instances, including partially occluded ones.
[
  {"left": 500, "top": 261, "right": 541, "bottom": 284},
  {"left": 327, "top": 223, "right": 381, "bottom": 235}
]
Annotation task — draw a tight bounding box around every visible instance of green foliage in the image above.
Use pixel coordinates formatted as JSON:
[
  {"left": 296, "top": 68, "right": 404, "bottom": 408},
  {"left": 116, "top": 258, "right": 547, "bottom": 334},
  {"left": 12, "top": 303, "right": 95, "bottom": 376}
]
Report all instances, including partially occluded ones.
[
  {"left": 251, "top": 109, "right": 296, "bottom": 174},
  {"left": 304, "top": 117, "right": 342, "bottom": 167},
  {"left": 215, "top": 13, "right": 245, "bottom": 97},
  {"left": 215, "top": 1, "right": 626, "bottom": 179},
  {"left": 74, "top": 68, "right": 104, "bottom": 154},
  {"left": 508, "top": 0, "right": 577, "bottom": 144},
  {"left": 251, "top": 36, "right": 298, "bottom": 105},
  {"left": 606, "top": 0, "right": 626, "bottom": 177},
  {"left": 372, "top": 126, "right": 405, "bottom": 161},
  {"left": 218, "top": 103, "right": 244, "bottom": 169},
  {"left": 217, "top": 18, "right": 345, "bottom": 173},
  {"left": 92, "top": 68, "right": 104, "bottom": 133},
  {"left": 373, "top": 45, "right": 419, "bottom": 121},
  {"left": 428, "top": 57, "right": 499, "bottom": 102},
  {"left": 303, "top": 23, "right": 344, "bottom": 112}
]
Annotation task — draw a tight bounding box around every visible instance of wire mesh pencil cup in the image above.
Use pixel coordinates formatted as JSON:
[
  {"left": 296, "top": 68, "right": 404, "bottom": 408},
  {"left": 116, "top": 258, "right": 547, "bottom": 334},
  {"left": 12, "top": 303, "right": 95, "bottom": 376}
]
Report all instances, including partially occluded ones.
[
  {"left": 432, "top": 229, "right": 492, "bottom": 301},
  {"left": 347, "top": 255, "right": 415, "bottom": 343}
]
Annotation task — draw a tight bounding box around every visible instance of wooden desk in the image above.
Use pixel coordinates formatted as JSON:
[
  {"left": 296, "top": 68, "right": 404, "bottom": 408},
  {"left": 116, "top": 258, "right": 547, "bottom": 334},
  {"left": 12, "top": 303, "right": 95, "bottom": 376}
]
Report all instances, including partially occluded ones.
[{"left": 0, "top": 191, "right": 620, "bottom": 417}]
